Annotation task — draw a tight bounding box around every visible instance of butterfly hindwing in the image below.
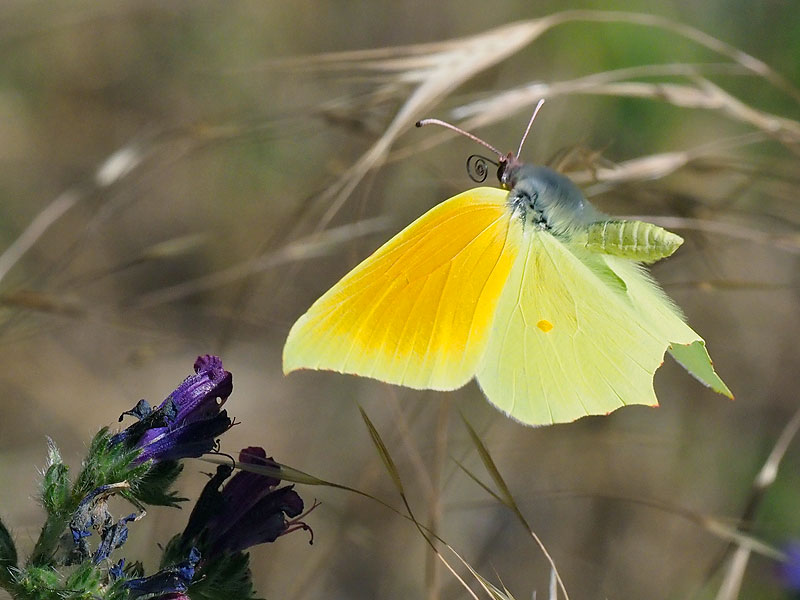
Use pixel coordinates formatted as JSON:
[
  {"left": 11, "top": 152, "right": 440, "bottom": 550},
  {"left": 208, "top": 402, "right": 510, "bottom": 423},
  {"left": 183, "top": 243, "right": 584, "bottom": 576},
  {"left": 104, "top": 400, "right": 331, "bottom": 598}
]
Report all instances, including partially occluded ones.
[
  {"left": 476, "top": 229, "right": 690, "bottom": 425},
  {"left": 283, "top": 187, "right": 521, "bottom": 390},
  {"left": 603, "top": 257, "right": 733, "bottom": 397}
]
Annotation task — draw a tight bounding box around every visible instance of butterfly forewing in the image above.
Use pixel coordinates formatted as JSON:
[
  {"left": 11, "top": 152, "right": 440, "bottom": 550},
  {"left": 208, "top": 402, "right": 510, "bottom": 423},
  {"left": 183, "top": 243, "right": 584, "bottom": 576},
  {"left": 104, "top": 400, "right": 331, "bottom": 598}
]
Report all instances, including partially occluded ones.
[{"left": 283, "top": 187, "right": 521, "bottom": 390}]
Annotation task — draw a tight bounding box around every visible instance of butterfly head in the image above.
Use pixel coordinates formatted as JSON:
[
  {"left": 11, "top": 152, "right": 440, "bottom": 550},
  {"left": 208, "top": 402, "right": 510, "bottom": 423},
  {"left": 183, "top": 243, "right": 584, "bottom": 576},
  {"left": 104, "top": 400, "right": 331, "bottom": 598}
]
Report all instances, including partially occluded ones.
[
  {"left": 417, "top": 100, "right": 603, "bottom": 233},
  {"left": 502, "top": 160, "right": 601, "bottom": 233}
]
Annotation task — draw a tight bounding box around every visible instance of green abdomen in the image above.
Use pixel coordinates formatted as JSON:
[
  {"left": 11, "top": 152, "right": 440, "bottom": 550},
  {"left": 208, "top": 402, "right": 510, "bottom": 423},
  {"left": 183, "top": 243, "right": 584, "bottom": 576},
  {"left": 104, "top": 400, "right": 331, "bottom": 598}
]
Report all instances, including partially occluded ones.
[{"left": 585, "top": 220, "right": 684, "bottom": 263}]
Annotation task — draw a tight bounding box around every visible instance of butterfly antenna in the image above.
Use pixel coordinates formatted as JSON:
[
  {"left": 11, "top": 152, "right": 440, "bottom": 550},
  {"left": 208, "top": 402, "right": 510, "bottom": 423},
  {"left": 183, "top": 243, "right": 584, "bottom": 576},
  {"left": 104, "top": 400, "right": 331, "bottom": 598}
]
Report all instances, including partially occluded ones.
[
  {"left": 415, "top": 118, "right": 504, "bottom": 159},
  {"left": 516, "top": 98, "right": 546, "bottom": 158}
]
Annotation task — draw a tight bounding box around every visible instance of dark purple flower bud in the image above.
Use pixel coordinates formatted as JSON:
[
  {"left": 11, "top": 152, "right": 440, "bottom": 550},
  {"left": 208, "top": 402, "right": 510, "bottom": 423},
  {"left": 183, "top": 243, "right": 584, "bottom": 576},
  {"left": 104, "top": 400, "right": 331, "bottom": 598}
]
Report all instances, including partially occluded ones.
[
  {"left": 207, "top": 447, "right": 281, "bottom": 534},
  {"left": 210, "top": 486, "right": 306, "bottom": 555},
  {"left": 124, "top": 548, "right": 199, "bottom": 599},
  {"left": 135, "top": 411, "right": 232, "bottom": 464},
  {"left": 181, "top": 464, "right": 234, "bottom": 543},
  {"left": 778, "top": 542, "right": 800, "bottom": 591},
  {"left": 182, "top": 447, "right": 314, "bottom": 557},
  {"left": 114, "top": 356, "right": 234, "bottom": 464}
]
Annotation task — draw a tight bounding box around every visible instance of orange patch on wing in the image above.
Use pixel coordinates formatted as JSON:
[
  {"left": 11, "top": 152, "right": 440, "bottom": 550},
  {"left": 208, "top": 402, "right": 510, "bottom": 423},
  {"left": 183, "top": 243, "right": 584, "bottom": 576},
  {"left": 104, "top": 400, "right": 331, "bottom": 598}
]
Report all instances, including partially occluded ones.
[
  {"left": 283, "top": 187, "right": 520, "bottom": 391},
  {"left": 537, "top": 319, "right": 553, "bottom": 332}
]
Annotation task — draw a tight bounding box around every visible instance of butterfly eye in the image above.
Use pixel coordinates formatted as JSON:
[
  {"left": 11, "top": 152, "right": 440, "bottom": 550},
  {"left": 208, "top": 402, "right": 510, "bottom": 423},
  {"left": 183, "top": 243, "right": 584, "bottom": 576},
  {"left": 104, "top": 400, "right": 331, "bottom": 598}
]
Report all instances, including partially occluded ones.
[{"left": 496, "top": 161, "right": 507, "bottom": 184}]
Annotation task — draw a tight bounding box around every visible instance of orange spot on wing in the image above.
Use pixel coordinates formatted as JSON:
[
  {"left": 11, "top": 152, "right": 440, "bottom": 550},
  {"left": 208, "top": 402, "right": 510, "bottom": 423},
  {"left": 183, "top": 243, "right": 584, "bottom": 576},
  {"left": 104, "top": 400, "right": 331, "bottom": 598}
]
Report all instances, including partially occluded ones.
[{"left": 537, "top": 319, "right": 553, "bottom": 333}]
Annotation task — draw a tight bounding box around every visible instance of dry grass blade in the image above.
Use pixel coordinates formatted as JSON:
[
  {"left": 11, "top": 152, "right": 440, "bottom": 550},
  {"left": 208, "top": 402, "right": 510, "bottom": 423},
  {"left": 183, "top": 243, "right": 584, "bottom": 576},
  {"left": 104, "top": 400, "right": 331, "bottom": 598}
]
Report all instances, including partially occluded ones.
[
  {"left": 715, "top": 547, "right": 751, "bottom": 600},
  {"left": 309, "top": 20, "right": 550, "bottom": 232},
  {"left": 0, "top": 290, "right": 84, "bottom": 317},
  {"left": 94, "top": 143, "right": 144, "bottom": 187},
  {"left": 664, "top": 280, "right": 791, "bottom": 292},
  {"left": 451, "top": 457, "right": 505, "bottom": 505},
  {"left": 128, "top": 217, "right": 388, "bottom": 309},
  {"left": 425, "top": 398, "right": 451, "bottom": 600},
  {"left": 460, "top": 416, "right": 569, "bottom": 600},
  {"left": 252, "top": 39, "right": 463, "bottom": 70},
  {"left": 453, "top": 63, "right": 747, "bottom": 120},
  {"left": 259, "top": 9, "right": 800, "bottom": 103},
  {"left": 752, "top": 405, "right": 800, "bottom": 495},
  {"left": 287, "top": 10, "right": 797, "bottom": 233},
  {"left": 358, "top": 406, "right": 406, "bottom": 496},
  {"left": 0, "top": 191, "right": 79, "bottom": 287},
  {"left": 704, "top": 404, "right": 800, "bottom": 598},
  {"left": 201, "top": 454, "right": 330, "bottom": 487},
  {"left": 700, "top": 518, "right": 784, "bottom": 560},
  {"left": 356, "top": 407, "right": 484, "bottom": 600},
  {"left": 578, "top": 80, "right": 800, "bottom": 148},
  {"left": 200, "top": 454, "right": 412, "bottom": 518},
  {"left": 447, "top": 544, "right": 517, "bottom": 600},
  {"left": 136, "top": 234, "right": 210, "bottom": 262},
  {"left": 460, "top": 419, "right": 516, "bottom": 510},
  {"left": 571, "top": 132, "right": 768, "bottom": 189},
  {"left": 455, "top": 76, "right": 799, "bottom": 154},
  {"left": 60, "top": 234, "right": 210, "bottom": 289},
  {"left": 543, "top": 10, "right": 799, "bottom": 100},
  {"left": 201, "top": 450, "right": 483, "bottom": 600}
]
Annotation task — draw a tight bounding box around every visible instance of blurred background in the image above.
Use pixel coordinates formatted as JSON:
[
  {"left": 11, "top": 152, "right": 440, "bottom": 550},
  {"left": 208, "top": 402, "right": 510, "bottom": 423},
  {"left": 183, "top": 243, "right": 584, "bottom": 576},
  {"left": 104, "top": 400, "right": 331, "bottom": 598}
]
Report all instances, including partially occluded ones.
[{"left": 0, "top": 1, "right": 799, "bottom": 599}]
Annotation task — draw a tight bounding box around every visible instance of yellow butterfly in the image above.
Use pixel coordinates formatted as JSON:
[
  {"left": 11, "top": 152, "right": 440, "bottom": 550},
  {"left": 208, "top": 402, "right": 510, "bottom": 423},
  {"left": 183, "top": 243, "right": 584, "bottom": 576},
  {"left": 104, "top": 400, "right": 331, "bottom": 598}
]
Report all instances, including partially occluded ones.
[{"left": 283, "top": 101, "right": 732, "bottom": 425}]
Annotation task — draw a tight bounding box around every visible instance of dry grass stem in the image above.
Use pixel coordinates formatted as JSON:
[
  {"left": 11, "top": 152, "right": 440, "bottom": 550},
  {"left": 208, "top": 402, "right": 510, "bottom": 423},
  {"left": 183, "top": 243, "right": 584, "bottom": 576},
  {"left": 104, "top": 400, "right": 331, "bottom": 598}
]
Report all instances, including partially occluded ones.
[{"left": 129, "top": 217, "right": 388, "bottom": 309}]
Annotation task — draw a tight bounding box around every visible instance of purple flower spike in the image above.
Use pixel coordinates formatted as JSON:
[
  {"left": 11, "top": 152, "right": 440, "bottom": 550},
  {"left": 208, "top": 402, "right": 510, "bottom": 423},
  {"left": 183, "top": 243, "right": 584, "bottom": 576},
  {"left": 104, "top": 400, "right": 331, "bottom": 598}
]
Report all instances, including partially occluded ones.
[
  {"left": 135, "top": 412, "right": 232, "bottom": 464},
  {"left": 778, "top": 542, "right": 800, "bottom": 591},
  {"left": 160, "top": 355, "right": 233, "bottom": 425},
  {"left": 114, "top": 356, "right": 234, "bottom": 464}
]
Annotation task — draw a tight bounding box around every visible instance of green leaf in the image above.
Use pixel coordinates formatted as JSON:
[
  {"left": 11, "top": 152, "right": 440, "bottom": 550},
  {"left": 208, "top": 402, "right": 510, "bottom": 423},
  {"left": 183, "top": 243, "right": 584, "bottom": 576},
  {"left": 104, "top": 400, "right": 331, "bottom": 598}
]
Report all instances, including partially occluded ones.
[
  {"left": 0, "top": 516, "right": 17, "bottom": 586},
  {"left": 64, "top": 561, "right": 103, "bottom": 596},
  {"left": 41, "top": 462, "right": 70, "bottom": 517},
  {"left": 133, "top": 460, "right": 186, "bottom": 507},
  {"left": 116, "top": 560, "right": 144, "bottom": 579},
  {"left": 160, "top": 534, "right": 188, "bottom": 570},
  {"left": 14, "top": 566, "right": 61, "bottom": 600},
  {"left": 73, "top": 429, "right": 146, "bottom": 501},
  {"left": 45, "top": 438, "right": 62, "bottom": 468},
  {"left": 190, "top": 552, "right": 254, "bottom": 600},
  {"left": 31, "top": 429, "right": 146, "bottom": 567}
]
